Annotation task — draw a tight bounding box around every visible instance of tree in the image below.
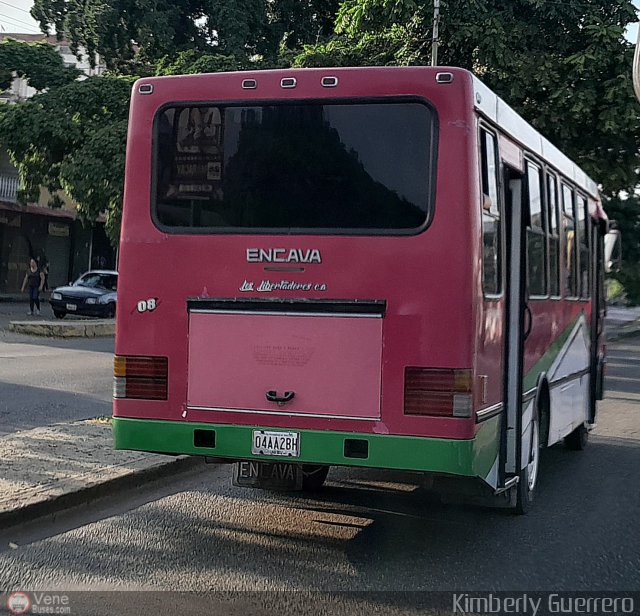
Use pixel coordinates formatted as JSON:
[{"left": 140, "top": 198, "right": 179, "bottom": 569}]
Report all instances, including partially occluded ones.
[
  {"left": 604, "top": 195, "right": 640, "bottom": 304},
  {"left": 31, "top": 0, "right": 341, "bottom": 71},
  {"left": 0, "top": 38, "right": 79, "bottom": 91},
  {"left": 0, "top": 76, "right": 133, "bottom": 242}
]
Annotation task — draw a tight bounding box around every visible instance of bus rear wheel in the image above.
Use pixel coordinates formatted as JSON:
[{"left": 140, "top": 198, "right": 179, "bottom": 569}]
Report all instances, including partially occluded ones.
[
  {"left": 515, "top": 410, "right": 540, "bottom": 515},
  {"left": 301, "top": 465, "right": 329, "bottom": 491}
]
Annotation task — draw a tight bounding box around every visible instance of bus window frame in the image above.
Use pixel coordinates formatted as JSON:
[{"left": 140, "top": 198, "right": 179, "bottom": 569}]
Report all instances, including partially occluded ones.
[
  {"left": 478, "top": 122, "right": 504, "bottom": 301},
  {"left": 545, "top": 169, "right": 562, "bottom": 300},
  {"left": 524, "top": 156, "right": 549, "bottom": 300},
  {"left": 561, "top": 182, "right": 579, "bottom": 300},
  {"left": 576, "top": 192, "right": 591, "bottom": 301},
  {"left": 149, "top": 95, "right": 439, "bottom": 237}
]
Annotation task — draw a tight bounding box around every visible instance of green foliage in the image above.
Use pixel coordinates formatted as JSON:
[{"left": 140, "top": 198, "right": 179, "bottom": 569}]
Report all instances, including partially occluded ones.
[
  {"left": 294, "top": 16, "right": 427, "bottom": 67},
  {"left": 155, "top": 50, "right": 250, "bottom": 76},
  {"left": 604, "top": 195, "right": 640, "bottom": 304},
  {"left": 0, "top": 76, "right": 133, "bottom": 242},
  {"left": 606, "top": 278, "right": 626, "bottom": 303},
  {"left": 0, "top": 39, "right": 79, "bottom": 92},
  {"left": 31, "top": 0, "right": 341, "bottom": 71}
]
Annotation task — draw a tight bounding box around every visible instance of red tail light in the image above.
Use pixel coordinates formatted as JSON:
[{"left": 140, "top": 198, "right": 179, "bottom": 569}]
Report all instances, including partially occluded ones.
[
  {"left": 114, "top": 355, "right": 168, "bottom": 400},
  {"left": 404, "top": 368, "right": 473, "bottom": 417}
]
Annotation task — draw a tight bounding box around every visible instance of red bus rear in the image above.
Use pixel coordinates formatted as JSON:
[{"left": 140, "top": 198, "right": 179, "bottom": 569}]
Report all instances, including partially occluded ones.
[{"left": 113, "top": 67, "right": 609, "bottom": 512}]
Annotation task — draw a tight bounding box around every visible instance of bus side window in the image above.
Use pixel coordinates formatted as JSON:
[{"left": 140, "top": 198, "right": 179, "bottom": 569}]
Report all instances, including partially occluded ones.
[
  {"left": 480, "top": 129, "right": 501, "bottom": 296},
  {"left": 526, "top": 161, "right": 547, "bottom": 296},
  {"left": 577, "top": 195, "right": 590, "bottom": 299},
  {"left": 546, "top": 173, "right": 560, "bottom": 297},
  {"left": 562, "top": 184, "right": 578, "bottom": 298}
]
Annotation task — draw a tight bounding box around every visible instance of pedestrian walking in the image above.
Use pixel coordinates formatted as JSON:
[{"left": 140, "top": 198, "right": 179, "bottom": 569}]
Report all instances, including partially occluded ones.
[{"left": 20, "top": 258, "right": 45, "bottom": 316}]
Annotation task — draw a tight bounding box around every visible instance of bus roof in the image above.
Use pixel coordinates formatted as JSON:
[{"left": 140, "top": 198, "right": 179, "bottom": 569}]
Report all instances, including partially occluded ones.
[{"left": 471, "top": 74, "right": 599, "bottom": 199}]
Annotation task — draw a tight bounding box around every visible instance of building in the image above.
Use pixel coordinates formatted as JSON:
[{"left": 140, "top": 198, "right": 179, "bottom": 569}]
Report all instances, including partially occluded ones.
[{"left": 0, "top": 33, "right": 114, "bottom": 293}]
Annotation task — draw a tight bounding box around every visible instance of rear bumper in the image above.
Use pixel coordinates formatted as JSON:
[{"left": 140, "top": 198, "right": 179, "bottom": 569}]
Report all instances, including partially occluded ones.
[{"left": 112, "top": 417, "right": 500, "bottom": 481}]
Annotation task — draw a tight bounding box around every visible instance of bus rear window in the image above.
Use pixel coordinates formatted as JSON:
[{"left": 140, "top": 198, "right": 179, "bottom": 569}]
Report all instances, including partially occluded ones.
[{"left": 152, "top": 101, "right": 436, "bottom": 233}]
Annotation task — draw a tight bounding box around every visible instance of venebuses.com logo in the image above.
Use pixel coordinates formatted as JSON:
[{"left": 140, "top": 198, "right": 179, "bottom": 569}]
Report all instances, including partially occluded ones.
[
  {"left": 5, "top": 591, "right": 71, "bottom": 614},
  {"left": 6, "top": 592, "right": 31, "bottom": 614}
]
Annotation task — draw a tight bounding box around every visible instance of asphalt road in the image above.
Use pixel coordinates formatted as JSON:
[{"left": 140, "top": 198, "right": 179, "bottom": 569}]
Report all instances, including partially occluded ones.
[
  {"left": 0, "top": 302, "right": 113, "bottom": 435},
  {"left": 0, "top": 337, "right": 638, "bottom": 614}
]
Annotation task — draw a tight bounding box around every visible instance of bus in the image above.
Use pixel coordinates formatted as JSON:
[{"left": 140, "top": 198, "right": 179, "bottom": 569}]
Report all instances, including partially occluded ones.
[{"left": 113, "top": 66, "right": 613, "bottom": 513}]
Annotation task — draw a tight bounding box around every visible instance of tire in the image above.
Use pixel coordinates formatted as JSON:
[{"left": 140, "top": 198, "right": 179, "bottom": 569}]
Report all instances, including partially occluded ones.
[
  {"left": 105, "top": 303, "right": 116, "bottom": 319},
  {"left": 301, "top": 465, "right": 329, "bottom": 491},
  {"left": 565, "top": 423, "right": 588, "bottom": 451},
  {"left": 515, "top": 409, "right": 540, "bottom": 515},
  {"left": 53, "top": 310, "right": 66, "bottom": 319}
]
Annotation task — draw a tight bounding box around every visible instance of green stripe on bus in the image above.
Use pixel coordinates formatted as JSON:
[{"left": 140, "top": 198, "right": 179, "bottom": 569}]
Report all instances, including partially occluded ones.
[
  {"left": 522, "top": 312, "right": 583, "bottom": 392},
  {"left": 113, "top": 417, "right": 500, "bottom": 480}
]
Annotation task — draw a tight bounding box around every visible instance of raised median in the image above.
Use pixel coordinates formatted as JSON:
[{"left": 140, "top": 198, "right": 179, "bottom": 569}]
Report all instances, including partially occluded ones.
[{"left": 8, "top": 319, "right": 115, "bottom": 337}]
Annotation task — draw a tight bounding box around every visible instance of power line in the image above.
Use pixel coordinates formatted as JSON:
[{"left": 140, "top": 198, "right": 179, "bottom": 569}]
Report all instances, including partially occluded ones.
[
  {"left": 0, "top": 11, "right": 40, "bottom": 31},
  {"left": 0, "top": 11, "right": 39, "bottom": 29},
  {"left": 0, "top": 0, "right": 33, "bottom": 16}
]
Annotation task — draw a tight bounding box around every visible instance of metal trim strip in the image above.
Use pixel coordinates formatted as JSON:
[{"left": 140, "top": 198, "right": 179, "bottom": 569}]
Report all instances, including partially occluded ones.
[
  {"left": 189, "top": 309, "right": 382, "bottom": 318},
  {"left": 476, "top": 403, "right": 503, "bottom": 423},
  {"left": 549, "top": 368, "right": 590, "bottom": 390},
  {"left": 186, "top": 297, "right": 387, "bottom": 316},
  {"left": 187, "top": 405, "right": 381, "bottom": 421}
]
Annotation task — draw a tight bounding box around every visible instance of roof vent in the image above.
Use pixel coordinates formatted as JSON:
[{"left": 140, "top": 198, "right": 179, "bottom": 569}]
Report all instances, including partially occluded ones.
[
  {"left": 138, "top": 84, "right": 154, "bottom": 95},
  {"left": 281, "top": 77, "right": 297, "bottom": 89},
  {"left": 321, "top": 76, "right": 338, "bottom": 88},
  {"left": 242, "top": 79, "right": 257, "bottom": 89},
  {"left": 435, "top": 72, "right": 454, "bottom": 84}
]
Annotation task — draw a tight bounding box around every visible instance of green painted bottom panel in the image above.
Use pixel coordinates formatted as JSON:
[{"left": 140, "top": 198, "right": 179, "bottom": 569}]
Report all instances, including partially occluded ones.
[{"left": 113, "top": 417, "right": 500, "bottom": 480}]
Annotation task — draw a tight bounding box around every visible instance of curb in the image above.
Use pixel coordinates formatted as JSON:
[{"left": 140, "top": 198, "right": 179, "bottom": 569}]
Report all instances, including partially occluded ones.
[
  {"left": 8, "top": 319, "right": 115, "bottom": 337},
  {"left": 0, "top": 455, "right": 204, "bottom": 529}
]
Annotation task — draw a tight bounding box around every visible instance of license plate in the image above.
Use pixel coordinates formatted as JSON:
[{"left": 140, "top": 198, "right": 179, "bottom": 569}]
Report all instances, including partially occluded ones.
[
  {"left": 66, "top": 303, "right": 77, "bottom": 311},
  {"left": 233, "top": 460, "right": 303, "bottom": 490},
  {"left": 251, "top": 430, "right": 300, "bottom": 457}
]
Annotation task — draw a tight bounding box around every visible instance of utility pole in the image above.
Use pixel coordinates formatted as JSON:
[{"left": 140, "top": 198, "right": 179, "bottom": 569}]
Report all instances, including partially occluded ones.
[
  {"left": 431, "top": 0, "right": 440, "bottom": 67},
  {"left": 634, "top": 20, "right": 640, "bottom": 103}
]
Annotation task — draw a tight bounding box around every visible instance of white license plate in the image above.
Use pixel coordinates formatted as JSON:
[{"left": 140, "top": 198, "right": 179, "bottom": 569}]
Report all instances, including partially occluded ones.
[
  {"left": 252, "top": 430, "right": 299, "bottom": 457},
  {"left": 66, "top": 303, "right": 77, "bottom": 311}
]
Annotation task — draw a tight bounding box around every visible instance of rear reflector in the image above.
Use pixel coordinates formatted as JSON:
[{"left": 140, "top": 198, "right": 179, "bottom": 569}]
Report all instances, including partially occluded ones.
[
  {"left": 113, "top": 355, "right": 168, "bottom": 400},
  {"left": 404, "top": 368, "right": 473, "bottom": 418}
]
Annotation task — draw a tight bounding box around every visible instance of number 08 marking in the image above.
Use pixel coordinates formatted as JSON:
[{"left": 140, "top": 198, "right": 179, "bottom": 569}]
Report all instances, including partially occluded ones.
[{"left": 137, "top": 298, "right": 157, "bottom": 313}]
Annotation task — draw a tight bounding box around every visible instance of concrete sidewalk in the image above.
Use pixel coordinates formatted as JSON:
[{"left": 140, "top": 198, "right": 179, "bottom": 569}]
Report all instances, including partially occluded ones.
[{"left": 0, "top": 419, "right": 199, "bottom": 528}]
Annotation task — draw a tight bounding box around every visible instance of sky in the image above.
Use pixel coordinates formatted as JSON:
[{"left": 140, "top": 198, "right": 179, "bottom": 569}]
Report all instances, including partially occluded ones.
[
  {"left": 0, "top": 0, "right": 40, "bottom": 34},
  {"left": 0, "top": 0, "right": 638, "bottom": 40}
]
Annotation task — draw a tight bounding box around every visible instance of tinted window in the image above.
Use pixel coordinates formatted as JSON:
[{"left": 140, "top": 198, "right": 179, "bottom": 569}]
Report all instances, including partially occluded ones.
[
  {"left": 526, "top": 162, "right": 546, "bottom": 296},
  {"left": 154, "top": 102, "right": 436, "bottom": 232},
  {"left": 577, "top": 195, "right": 590, "bottom": 298},
  {"left": 547, "top": 174, "right": 560, "bottom": 296},
  {"left": 480, "top": 129, "right": 501, "bottom": 295},
  {"left": 562, "top": 184, "right": 578, "bottom": 297}
]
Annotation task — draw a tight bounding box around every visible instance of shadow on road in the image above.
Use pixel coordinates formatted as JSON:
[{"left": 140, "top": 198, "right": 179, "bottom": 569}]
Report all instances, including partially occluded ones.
[{"left": 0, "top": 381, "right": 111, "bottom": 436}]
